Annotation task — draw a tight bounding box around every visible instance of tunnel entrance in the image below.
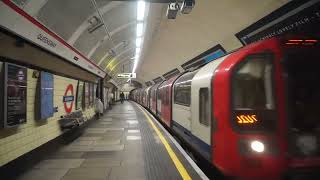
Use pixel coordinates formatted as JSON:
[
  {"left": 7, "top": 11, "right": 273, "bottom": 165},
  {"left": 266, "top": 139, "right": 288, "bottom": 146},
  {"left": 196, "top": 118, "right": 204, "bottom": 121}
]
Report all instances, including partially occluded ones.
[{"left": 284, "top": 46, "right": 320, "bottom": 157}]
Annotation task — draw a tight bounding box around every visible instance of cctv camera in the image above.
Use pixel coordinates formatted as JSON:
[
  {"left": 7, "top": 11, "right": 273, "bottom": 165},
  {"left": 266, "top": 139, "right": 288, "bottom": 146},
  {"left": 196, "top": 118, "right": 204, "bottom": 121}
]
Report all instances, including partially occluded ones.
[{"left": 180, "top": 0, "right": 195, "bottom": 14}]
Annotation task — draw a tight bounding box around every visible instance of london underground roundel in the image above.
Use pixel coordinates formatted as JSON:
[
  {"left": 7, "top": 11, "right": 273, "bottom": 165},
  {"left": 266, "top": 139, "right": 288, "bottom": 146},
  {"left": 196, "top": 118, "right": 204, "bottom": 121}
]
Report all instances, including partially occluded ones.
[{"left": 63, "top": 84, "right": 74, "bottom": 113}]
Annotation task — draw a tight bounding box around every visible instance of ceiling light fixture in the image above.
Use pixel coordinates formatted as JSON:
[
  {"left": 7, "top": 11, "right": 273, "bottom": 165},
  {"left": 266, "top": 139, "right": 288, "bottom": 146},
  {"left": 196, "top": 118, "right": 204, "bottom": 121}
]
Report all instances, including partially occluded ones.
[
  {"left": 137, "top": 1, "right": 146, "bottom": 21},
  {"left": 132, "top": 0, "right": 147, "bottom": 75}
]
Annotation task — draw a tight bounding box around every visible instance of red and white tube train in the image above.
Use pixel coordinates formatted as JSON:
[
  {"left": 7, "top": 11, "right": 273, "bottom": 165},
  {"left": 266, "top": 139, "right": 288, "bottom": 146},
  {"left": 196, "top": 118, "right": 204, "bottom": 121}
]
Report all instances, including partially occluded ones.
[{"left": 131, "top": 36, "right": 320, "bottom": 179}]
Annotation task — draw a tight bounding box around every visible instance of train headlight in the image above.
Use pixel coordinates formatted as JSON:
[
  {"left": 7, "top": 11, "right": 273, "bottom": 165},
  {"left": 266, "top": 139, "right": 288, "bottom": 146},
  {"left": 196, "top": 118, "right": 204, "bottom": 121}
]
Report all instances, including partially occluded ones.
[{"left": 250, "top": 140, "right": 265, "bottom": 153}]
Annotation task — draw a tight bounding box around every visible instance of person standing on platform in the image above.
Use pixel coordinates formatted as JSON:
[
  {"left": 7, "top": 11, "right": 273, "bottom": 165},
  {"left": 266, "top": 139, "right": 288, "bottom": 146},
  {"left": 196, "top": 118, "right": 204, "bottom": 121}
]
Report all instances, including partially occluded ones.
[{"left": 120, "top": 92, "right": 125, "bottom": 104}]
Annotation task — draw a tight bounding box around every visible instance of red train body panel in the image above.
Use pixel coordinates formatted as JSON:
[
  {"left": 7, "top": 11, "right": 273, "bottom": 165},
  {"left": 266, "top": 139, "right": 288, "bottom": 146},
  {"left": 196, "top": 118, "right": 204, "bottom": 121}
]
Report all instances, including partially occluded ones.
[{"left": 157, "top": 75, "right": 180, "bottom": 127}]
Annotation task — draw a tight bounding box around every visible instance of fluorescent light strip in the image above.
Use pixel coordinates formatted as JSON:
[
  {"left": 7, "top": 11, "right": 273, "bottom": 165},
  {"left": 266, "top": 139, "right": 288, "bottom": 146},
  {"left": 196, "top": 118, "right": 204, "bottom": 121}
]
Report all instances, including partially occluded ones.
[
  {"left": 137, "top": 1, "right": 146, "bottom": 21},
  {"left": 137, "top": 23, "right": 143, "bottom": 37},
  {"left": 136, "top": 47, "right": 141, "bottom": 55},
  {"left": 136, "top": 38, "right": 142, "bottom": 47},
  {"left": 133, "top": 0, "right": 146, "bottom": 74}
]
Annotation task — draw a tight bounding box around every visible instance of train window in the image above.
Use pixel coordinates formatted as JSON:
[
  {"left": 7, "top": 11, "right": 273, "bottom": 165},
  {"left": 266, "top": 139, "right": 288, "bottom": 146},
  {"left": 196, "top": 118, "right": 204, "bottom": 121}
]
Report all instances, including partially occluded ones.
[
  {"left": 233, "top": 57, "right": 275, "bottom": 110},
  {"left": 199, "top": 88, "right": 210, "bottom": 126},
  {"left": 174, "top": 72, "right": 197, "bottom": 106}
]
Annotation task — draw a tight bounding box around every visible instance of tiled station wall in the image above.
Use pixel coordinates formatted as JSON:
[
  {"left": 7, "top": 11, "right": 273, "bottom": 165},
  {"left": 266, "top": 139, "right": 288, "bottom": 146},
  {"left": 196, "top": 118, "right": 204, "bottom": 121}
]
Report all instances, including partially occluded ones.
[{"left": 0, "top": 67, "right": 96, "bottom": 166}]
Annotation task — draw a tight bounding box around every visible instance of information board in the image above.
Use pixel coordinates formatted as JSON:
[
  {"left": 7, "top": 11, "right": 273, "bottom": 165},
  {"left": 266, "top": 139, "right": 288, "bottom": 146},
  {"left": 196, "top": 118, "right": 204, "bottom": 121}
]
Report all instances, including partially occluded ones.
[
  {"left": 117, "top": 73, "right": 136, "bottom": 78},
  {"left": 40, "top": 71, "right": 54, "bottom": 119},
  {"left": 4, "top": 63, "right": 27, "bottom": 128}
]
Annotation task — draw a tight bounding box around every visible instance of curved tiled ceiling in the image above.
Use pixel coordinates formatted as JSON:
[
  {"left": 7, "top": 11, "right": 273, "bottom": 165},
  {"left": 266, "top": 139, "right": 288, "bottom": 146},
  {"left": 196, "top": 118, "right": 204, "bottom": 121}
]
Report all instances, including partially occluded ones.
[
  {"left": 11, "top": 0, "right": 157, "bottom": 85},
  {"left": 10, "top": 0, "right": 292, "bottom": 86}
]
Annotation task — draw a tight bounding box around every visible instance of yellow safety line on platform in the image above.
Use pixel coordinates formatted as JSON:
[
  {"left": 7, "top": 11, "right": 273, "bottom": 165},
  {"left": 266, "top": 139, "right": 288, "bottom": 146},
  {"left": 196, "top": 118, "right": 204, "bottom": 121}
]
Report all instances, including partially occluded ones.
[{"left": 136, "top": 104, "right": 192, "bottom": 180}]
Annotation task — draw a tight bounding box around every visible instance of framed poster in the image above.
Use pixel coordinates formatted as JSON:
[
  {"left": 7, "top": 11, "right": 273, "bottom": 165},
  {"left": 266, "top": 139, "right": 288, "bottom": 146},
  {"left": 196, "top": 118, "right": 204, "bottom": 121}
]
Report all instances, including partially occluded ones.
[
  {"left": 76, "top": 81, "right": 83, "bottom": 110},
  {"left": 40, "top": 71, "right": 54, "bottom": 119},
  {"left": 3, "top": 63, "right": 27, "bottom": 128}
]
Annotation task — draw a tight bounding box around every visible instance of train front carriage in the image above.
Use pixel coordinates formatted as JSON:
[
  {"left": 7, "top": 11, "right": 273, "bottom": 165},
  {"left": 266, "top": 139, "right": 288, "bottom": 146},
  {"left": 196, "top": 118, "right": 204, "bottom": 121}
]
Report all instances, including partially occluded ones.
[{"left": 211, "top": 37, "right": 320, "bottom": 179}]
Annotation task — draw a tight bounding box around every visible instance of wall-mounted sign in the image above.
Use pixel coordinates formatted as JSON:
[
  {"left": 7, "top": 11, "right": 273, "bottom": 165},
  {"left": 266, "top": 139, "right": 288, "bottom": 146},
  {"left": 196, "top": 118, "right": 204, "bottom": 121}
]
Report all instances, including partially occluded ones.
[
  {"left": 3, "top": 63, "right": 27, "bottom": 128},
  {"left": 236, "top": 1, "right": 320, "bottom": 45},
  {"left": 204, "top": 49, "right": 225, "bottom": 63},
  {"left": 63, "top": 84, "right": 74, "bottom": 113},
  {"left": 117, "top": 73, "right": 136, "bottom": 79},
  {"left": 40, "top": 71, "right": 54, "bottom": 119},
  {"left": 181, "top": 44, "right": 226, "bottom": 70}
]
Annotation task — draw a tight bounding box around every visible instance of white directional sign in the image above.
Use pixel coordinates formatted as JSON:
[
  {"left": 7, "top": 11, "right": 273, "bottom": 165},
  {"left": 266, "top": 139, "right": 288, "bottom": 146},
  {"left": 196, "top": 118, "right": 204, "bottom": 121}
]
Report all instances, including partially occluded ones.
[{"left": 117, "top": 73, "right": 136, "bottom": 78}]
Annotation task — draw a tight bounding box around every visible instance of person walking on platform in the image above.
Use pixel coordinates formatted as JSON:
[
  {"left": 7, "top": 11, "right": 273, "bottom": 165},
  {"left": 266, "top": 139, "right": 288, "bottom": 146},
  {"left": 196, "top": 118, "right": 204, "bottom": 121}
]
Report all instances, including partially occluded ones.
[
  {"left": 94, "top": 97, "right": 104, "bottom": 118},
  {"left": 120, "top": 92, "right": 125, "bottom": 104}
]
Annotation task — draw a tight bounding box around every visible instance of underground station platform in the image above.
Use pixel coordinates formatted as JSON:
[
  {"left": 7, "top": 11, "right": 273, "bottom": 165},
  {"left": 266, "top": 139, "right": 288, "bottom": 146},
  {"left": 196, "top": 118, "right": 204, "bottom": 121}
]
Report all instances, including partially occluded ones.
[{"left": 4, "top": 102, "right": 207, "bottom": 180}]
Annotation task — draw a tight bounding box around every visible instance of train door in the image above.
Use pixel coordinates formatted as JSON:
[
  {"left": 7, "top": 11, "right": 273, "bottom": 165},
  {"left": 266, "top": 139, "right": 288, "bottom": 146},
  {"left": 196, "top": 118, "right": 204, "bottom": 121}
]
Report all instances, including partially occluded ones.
[
  {"left": 172, "top": 72, "right": 197, "bottom": 131},
  {"left": 157, "top": 88, "right": 162, "bottom": 116},
  {"left": 149, "top": 87, "right": 153, "bottom": 110},
  {"left": 156, "top": 82, "right": 164, "bottom": 116},
  {"left": 190, "top": 58, "right": 225, "bottom": 161}
]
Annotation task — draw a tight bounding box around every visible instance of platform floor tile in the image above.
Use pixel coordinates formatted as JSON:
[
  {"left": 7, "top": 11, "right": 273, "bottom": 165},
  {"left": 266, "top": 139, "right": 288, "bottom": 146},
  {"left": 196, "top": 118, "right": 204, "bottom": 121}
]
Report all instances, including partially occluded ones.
[
  {"left": 16, "top": 101, "right": 202, "bottom": 180},
  {"left": 17, "top": 169, "right": 69, "bottom": 180},
  {"left": 80, "top": 158, "right": 121, "bottom": 168},
  {"left": 33, "top": 159, "right": 84, "bottom": 169},
  {"left": 62, "top": 167, "right": 110, "bottom": 180}
]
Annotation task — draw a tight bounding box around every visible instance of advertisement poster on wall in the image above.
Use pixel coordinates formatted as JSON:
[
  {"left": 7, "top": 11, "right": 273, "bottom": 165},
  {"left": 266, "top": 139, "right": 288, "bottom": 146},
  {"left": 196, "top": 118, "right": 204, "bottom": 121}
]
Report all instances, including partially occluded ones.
[
  {"left": 76, "top": 81, "right": 83, "bottom": 110},
  {"left": 40, "top": 71, "right": 54, "bottom": 119},
  {"left": 3, "top": 63, "right": 27, "bottom": 128},
  {"left": 84, "top": 82, "right": 89, "bottom": 109},
  {"left": 236, "top": 1, "right": 320, "bottom": 45}
]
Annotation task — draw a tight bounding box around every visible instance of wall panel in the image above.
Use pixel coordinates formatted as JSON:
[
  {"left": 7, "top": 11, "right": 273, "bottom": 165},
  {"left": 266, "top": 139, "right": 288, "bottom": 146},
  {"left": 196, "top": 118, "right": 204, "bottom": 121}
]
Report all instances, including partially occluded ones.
[{"left": 0, "top": 67, "right": 96, "bottom": 166}]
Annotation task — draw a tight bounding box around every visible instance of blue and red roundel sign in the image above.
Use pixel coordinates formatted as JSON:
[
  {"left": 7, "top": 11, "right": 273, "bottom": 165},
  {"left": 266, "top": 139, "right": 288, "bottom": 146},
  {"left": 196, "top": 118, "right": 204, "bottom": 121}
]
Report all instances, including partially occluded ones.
[{"left": 63, "top": 84, "right": 74, "bottom": 113}]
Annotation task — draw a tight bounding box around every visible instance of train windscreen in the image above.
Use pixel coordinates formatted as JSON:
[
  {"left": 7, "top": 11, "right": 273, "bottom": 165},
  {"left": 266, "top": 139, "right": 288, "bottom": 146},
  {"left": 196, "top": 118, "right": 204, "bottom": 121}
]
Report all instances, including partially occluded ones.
[{"left": 231, "top": 54, "right": 277, "bottom": 132}]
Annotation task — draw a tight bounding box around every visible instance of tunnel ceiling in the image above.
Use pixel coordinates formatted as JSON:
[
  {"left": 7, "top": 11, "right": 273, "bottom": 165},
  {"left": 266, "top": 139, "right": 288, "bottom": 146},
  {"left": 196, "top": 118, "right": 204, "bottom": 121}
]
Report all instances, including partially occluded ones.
[{"left": 11, "top": 0, "right": 290, "bottom": 85}]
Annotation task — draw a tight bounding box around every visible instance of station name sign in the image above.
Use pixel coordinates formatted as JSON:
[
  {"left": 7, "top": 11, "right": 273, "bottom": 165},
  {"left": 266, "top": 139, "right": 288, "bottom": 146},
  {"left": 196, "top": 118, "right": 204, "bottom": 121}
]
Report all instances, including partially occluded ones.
[{"left": 117, "top": 73, "right": 136, "bottom": 79}]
